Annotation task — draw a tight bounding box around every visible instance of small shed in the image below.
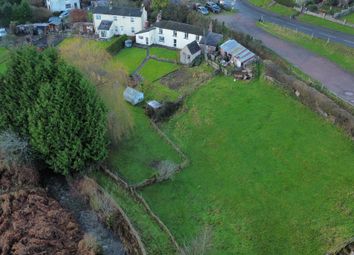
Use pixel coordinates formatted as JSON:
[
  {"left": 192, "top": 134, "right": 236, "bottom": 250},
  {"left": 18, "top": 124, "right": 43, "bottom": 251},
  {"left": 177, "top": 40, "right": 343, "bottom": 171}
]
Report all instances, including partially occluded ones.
[
  {"left": 123, "top": 87, "right": 144, "bottom": 105},
  {"left": 147, "top": 100, "right": 162, "bottom": 110},
  {"left": 220, "top": 39, "right": 256, "bottom": 68},
  {"left": 199, "top": 32, "right": 223, "bottom": 54},
  {"left": 180, "top": 40, "right": 201, "bottom": 65}
]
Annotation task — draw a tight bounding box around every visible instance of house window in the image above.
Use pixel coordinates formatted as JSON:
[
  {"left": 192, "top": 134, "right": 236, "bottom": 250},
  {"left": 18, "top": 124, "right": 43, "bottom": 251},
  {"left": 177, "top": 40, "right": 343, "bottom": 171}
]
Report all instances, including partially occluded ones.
[
  {"left": 131, "top": 27, "right": 135, "bottom": 33},
  {"left": 184, "top": 33, "right": 188, "bottom": 39},
  {"left": 159, "top": 36, "right": 164, "bottom": 43},
  {"left": 173, "top": 39, "right": 177, "bottom": 47},
  {"left": 159, "top": 28, "right": 163, "bottom": 34},
  {"left": 74, "top": 2, "right": 78, "bottom": 8},
  {"left": 131, "top": 17, "right": 135, "bottom": 22},
  {"left": 100, "top": 31, "right": 106, "bottom": 37},
  {"left": 115, "top": 26, "right": 118, "bottom": 32},
  {"left": 173, "top": 30, "right": 177, "bottom": 37},
  {"left": 196, "top": 35, "right": 200, "bottom": 41},
  {"left": 96, "top": 15, "right": 101, "bottom": 20},
  {"left": 138, "top": 35, "right": 143, "bottom": 39},
  {"left": 65, "top": 3, "right": 71, "bottom": 8},
  {"left": 120, "top": 26, "right": 124, "bottom": 32},
  {"left": 114, "top": 16, "right": 117, "bottom": 21}
]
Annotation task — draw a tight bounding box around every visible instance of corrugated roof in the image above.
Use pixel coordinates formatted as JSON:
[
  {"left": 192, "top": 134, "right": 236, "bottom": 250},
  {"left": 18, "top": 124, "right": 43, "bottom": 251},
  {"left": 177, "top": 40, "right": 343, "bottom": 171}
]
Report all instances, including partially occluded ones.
[
  {"left": 135, "top": 26, "right": 156, "bottom": 34},
  {"left": 154, "top": 20, "right": 203, "bottom": 35},
  {"left": 93, "top": 6, "right": 143, "bottom": 17},
  {"left": 220, "top": 39, "right": 255, "bottom": 63}
]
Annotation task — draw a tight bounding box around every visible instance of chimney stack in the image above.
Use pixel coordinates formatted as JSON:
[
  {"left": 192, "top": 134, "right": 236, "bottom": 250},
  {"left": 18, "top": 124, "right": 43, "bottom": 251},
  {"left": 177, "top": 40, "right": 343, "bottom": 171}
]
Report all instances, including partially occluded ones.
[{"left": 156, "top": 10, "right": 162, "bottom": 23}]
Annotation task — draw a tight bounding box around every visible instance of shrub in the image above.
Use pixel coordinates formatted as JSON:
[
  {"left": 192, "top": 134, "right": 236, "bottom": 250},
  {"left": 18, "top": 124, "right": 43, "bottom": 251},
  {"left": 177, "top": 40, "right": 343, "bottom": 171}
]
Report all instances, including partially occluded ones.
[
  {"left": 307, "top": 4, "right": 318, "bottom": 11},
  {"left": 106, "top": 35, "right": 128, "bottom": 55}
]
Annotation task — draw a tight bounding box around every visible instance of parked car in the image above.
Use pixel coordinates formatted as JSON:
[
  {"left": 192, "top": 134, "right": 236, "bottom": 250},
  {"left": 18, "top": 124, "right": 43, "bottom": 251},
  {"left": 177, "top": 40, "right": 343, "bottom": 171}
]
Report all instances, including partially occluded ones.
[
  {"left": 218, "top": 0, "right": 235, "bottom": 10},
  {"left": 206, "top": 2, "right": 221, "bottom": 13},
  {"left": 0, "top": 28, "right": 7, "bottom": 39},
  {"left": 197, "top": 6, "right": 209, "bottom": 15},
  {"left": 59, "top": 10, "right": 70, "bottom": 19}
]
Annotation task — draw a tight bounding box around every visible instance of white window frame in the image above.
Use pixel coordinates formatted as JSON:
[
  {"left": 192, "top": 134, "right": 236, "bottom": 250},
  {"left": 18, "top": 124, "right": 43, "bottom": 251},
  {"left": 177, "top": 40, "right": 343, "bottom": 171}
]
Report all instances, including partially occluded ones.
[
  {"left": 184, "top": 32, "right": 188, "bottom": 39},
  {"left": 131, "top": 27, "right": 135, "bottom": 33},
  {"left": 96, "top": 15, "right": 101, "bottom": 20},
  {"left": 173, "top": 30, "right": 177, "bottom": 37},
  {"left": 114, "top": 16, "right": 117, "bottom": 21},
  {"left": 159, "top": 28, "right": 163, "bottom": 34},
  {"left": 131, "top": 17, "right": 135, "bottom": 22},
  {"left": 159, "top": 36, "right": 164, "bottom": 43}
]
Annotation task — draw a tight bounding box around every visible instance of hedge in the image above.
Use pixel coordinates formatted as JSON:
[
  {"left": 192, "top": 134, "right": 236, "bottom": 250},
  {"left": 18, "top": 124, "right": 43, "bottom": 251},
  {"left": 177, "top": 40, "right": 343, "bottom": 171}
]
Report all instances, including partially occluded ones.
[{"left": 106, "top": 35, "right": 128, "bottom": 55}]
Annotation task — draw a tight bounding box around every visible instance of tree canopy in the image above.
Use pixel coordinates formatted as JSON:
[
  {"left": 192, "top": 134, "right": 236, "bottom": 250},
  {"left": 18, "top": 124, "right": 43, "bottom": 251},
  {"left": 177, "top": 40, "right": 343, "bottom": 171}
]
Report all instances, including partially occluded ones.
[{"left": 0, "top": 47, "right": 108, "bottom": 175}]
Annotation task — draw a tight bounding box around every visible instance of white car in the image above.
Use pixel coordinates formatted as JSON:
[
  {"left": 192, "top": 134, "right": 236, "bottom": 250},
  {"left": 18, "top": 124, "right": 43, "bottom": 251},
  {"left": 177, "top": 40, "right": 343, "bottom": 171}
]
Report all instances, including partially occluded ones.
[
  {"left": 59, "top": 10, "right": 70, "bottom": 19},
  {"left": 0, "top": 28, "right": 7, "bottom": 38}
]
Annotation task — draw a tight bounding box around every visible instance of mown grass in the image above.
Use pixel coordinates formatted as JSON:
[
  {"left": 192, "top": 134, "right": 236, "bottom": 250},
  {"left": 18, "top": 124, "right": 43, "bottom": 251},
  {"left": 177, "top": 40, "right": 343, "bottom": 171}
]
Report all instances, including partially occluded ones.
[
  {"left": 140, "top": 76, "right": 354, "bottom": 254},
  {"left": 139, "top": 59, "right": 179, "bottom": 83},
  {"left": 298, "top": 14, "right": 354, "bottom": 35},
  {"left": 258, "top": 22, "right": 354, "bottom": 73},
  {"left": 113, "top": 47, "right": 147, "bottom": 74},
  {"left": 141, "top": 81, "right": 181, "bottom": 102},
  {"left": 248, "top": 0, "right": 297, "bottom": 16},
  {"left": 108, "top": 106, "right": 182, "bottom": 184},
  {"left": 150, "top": 47, "right": 178, "bottom": 61},
  {"left": 91, "top": 171, "right": 176, "bottom": 254},
  {"left": 340, "top": 12, "right": 354, "bottom": 24},
  {"left": 0, "top": 47, "right": 9, "bottom": 74}
]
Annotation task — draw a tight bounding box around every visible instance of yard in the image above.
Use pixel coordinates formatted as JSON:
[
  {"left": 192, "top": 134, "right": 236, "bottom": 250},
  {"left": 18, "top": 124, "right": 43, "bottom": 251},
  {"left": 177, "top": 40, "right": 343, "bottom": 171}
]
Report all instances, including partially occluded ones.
[
  {"left": 113, "top": 47, "right": 147, "bottom": 74},
  {"left": 138, "top": 76, "right": 354, "bottom": 254},
  {"left": 298, "top": 14, "right": 354, "bottom": 35},
  {"left": 150, "top": 47, "right": 178, "bottom": 61},
  {"left": 139, "top": 59, "right": 179, "bottom": 83},
  {"left": 258, "top": 22, "right": 354, "bottom": 73}
]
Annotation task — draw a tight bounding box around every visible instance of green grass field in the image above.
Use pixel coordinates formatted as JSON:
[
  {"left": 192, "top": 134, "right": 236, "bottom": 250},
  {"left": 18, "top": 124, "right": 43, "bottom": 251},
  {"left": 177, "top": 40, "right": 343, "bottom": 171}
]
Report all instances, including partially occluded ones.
[
  {"left": 142, "top": 81, "right": 181, "bottom": 102},
  {"left": 113, "top": 47, "right": 147, "bottom": 74},
  {"left": 108, "top": 106, "right": 182, "bottom": 184},
  {"left": 92, "top": 171, "right": 176, "bottom": 254},
  {"left": 248, "top": 0, "right": 297, "bottom": 16},
  {"left": 0, "top": 47, "right": 9, "bottom": 74},
  {"left": 138, "top": 76, "right": 354, "bottom": 254},
  {"left": 298, "top": 14, "right": 354, "bottom": 35},
  {"left": 258, "top": 22, "right": 354, "bottom": 73},
  {"left": 341, "top": 12, "right": 354, "bottom": 25},
  {"left": 139, "top": 59, "right": 179, "bottom": 83},
  {"left": 150, "top": 47, "right": 178, "bottom": 61}
]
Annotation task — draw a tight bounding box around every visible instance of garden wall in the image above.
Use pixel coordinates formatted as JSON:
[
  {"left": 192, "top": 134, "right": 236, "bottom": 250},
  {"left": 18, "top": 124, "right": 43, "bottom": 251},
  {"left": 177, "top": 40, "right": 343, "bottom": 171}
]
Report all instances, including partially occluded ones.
[{"left": 264, "top": 60, "right": 354, "bottom": 139}]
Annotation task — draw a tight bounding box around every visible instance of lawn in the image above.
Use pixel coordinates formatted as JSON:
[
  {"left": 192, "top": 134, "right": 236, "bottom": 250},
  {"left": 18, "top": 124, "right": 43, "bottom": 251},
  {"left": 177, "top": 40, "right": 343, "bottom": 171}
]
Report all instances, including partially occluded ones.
[
  {"left": 258, "top": 22, "right": 354, "bottom": 73},
  {"left": 139, "top": 59, "right": 178, "bottom": 83},
  {"left": 138, "top": 76, "right": 354, "bottom": 254},
  {"left": 248, "top": 0, "right": 297, "bottom": 16},
  {"left": 340, "top": 12, "right": 354, "bottom": 25},
  {"left": 91, "top": 171, "right": 176, "bottom": 254},
  {"left": 0, "top": 47, "right": 9, "bottom": 74},
  {"left": 108, "top": 106, "right": 182, "bottom": 184},
  {"left": 150, "top": 47, "right": 178, "bottom": 61},
  {"left": 113, "top": 47, "right": 147, "bottom": 74},
  {"left": 298, "top": 14, "right": 354, "bottom": 35},
  {"left": 141, "top": 81, "right": 181, "bottom": 102}
]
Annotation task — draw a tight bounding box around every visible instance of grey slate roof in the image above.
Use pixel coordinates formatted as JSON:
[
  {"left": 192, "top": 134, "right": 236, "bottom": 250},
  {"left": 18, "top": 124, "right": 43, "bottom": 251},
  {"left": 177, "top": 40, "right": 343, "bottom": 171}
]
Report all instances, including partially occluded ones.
[
  {"left": 154, "top": 20, "right": 203, "bottom": 35},
  {"left": 135, "top": 26, "right": 156, "bottom": 34},
  {"left": 98, "top": 20, "right": 113, "bottom": 30},
  {"left": 199, "top": 32, "right": 223, "bottom": 47},
  {"left": 186, "top": 41, "right": 201, "bottom": 54},
  {"left": 93, "top": 6, "right": 143, "bottom": 17}
]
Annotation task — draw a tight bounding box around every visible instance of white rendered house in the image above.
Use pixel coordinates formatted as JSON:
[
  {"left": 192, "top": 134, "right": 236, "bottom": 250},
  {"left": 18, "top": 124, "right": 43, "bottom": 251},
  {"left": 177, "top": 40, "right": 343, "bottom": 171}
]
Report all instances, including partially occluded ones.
[
  {"left": 136, "top": 20, "right": 203, "bottom": 49},
  {"left": 46, "top": 0, "right": 80, "bottom": 12},
  {"left": 93, "top": 6, "right": 148, "bottom": 39}
]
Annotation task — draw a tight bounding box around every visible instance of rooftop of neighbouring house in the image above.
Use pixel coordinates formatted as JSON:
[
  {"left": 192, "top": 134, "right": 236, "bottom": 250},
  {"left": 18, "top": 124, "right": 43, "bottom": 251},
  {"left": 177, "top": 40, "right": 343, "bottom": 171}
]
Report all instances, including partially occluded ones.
[
  {"left": 199, "top": 31, "right": 223, "bottom": 47},
  {"left": 154, "top": 20, "right": 204, "bottom": 35},
  {"left": 98, "top": 20, "right": 113, "bottom": 30},
  {"left": 93, "top": 6, "right": 144, "bottom": 17}
]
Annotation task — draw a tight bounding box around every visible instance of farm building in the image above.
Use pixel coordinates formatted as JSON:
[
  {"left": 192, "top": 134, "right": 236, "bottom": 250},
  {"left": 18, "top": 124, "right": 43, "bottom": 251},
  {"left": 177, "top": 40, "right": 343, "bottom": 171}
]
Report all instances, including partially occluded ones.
[
  {"left": 220, "top": 39, "right": 256, "bottom": 68},
  {"left": 199, "top": 32, "right": 223, "bottom": 54},
  {"left": 124, "top": 87, "right": 144, "bottom": 105},
  {"left": 180, "top": 41, "right": 201, "bottom": 65}
]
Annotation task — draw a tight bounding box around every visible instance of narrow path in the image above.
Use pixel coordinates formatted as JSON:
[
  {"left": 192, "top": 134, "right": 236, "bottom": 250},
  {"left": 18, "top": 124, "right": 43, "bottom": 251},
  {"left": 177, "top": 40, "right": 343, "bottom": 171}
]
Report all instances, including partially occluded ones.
[{"left": 216, "top": 13, "right": 354, "bottom": 105}]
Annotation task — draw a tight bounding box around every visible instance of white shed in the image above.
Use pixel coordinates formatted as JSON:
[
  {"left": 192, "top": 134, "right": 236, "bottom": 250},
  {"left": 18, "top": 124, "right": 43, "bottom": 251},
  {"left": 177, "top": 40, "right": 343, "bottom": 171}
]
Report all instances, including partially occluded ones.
[
  {"left": 180, "top": 41, "right": 201, "bottom": 65},
  {"left": 123, "top": 87, "right": 144, "bottom": 105}
]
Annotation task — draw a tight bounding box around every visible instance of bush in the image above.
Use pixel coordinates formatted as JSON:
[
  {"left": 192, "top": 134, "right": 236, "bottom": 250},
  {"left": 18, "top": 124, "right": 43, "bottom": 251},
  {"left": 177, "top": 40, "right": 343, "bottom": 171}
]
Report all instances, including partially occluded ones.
[
  {"left": 106, "top": 35, "right": 128, "bottom": 55},
  {"left": 307, "top": 4, "right": 318, "bottom": 11}
]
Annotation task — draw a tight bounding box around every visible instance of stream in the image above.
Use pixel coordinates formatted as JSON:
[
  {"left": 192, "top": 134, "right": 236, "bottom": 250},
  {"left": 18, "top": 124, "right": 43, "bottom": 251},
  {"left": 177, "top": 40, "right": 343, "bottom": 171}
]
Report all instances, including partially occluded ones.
[{"left": 44, "top": 175, "right": 126, "bottom": 255}]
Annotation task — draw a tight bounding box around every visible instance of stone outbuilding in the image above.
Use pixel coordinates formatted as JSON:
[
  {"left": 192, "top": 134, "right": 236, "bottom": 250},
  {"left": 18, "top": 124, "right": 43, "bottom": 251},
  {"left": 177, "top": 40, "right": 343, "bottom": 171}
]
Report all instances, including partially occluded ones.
[{"left": 180, "top": 40, "right": 201, "bottom": 65}]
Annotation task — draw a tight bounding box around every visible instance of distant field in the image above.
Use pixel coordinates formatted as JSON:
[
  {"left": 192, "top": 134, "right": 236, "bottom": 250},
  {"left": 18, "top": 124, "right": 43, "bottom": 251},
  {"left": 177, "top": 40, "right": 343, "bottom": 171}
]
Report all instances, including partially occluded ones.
[
  {"left": 258, "top": 22, "right": 354, "bottom": 73},
  {"left": 298, "top": 14, "right": 354, "bottom": 35},
  {"left": 140, "top": 76, "right": 354, "bottom": 254}
]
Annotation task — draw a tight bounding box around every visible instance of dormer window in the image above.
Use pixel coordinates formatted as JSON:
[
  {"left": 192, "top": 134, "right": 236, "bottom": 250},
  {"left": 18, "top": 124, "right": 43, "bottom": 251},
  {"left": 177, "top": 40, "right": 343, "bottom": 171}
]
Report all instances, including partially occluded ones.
[
  {"left": 173, "top": 30, "right": 177, "bottom": 37},
  {"left": 184, "top": 33, "right": 188, "bottom": 39}
]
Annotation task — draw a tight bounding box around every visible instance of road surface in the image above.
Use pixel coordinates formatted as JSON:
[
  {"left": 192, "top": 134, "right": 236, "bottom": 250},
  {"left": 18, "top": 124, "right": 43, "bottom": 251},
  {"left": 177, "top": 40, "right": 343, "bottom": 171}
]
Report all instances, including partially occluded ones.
[{"left": 215, "top": 1, "right": 354, "bottom": 105}]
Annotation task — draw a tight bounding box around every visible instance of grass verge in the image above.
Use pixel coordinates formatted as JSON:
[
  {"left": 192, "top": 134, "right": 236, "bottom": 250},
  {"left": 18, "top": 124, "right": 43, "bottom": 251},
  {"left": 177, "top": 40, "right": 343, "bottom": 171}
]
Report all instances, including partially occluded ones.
[
  {"left": 258, "top": 22, "right": 354, "bottom": 73},
  {"left": 140, "top": 75, "right": 354, "bottom": 254},
  {"left": 248, "top": 0, "right": 297, "bottom": 16}
]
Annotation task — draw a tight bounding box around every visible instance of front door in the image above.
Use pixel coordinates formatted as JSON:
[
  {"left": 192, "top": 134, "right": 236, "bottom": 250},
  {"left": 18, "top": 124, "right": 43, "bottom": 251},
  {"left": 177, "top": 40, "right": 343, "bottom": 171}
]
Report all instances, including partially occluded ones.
[{"left": 146, "top": 37, "right": 149, "bottom": 45}]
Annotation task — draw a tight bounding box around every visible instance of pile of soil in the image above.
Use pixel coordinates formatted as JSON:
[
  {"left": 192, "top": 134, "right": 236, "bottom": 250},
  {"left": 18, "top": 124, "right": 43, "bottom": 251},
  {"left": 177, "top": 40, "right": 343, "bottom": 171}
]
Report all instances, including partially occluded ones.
[{"left": 0, "top": 188, "right": 85, "bottom": 255}]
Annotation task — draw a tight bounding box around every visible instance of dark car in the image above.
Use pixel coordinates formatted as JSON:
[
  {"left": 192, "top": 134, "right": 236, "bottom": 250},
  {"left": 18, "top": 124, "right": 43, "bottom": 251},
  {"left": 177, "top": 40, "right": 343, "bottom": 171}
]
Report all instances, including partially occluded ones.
[
  {"left": 206, "top": 1, "right": 221, "bottom": 13},
  {"left": 218, "top": 0, "right": 235, "bottom": 10}
]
